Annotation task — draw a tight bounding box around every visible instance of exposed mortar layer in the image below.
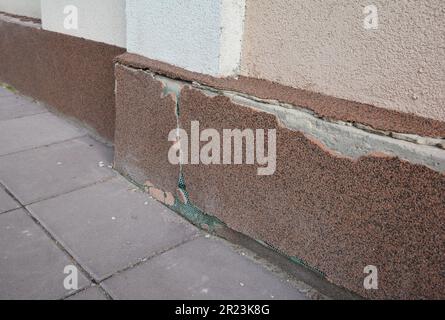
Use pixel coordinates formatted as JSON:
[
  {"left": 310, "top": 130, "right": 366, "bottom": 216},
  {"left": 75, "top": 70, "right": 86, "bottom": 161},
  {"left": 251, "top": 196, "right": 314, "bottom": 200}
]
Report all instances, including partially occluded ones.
[
  {"left": 226, "top": 94, "right": 445, "bottom": 173},
  {"left": 195, "top": 83, "right": 445, "bottom": 150},
  {"left": 115, "top": 53, "right": 445, "bottom": 138},
  {"left": 120, "top": 64, "right": 445, "bottom": 175}
]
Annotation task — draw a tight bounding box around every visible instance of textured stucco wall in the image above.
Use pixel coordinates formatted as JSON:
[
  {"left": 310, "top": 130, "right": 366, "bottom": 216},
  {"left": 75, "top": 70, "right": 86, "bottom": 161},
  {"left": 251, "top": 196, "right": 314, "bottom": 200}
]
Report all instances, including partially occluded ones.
[
  {"left": 0, "top": 0, "right": 41, "bottom": 18},
  {"left": 41, "top": 0, "right": 126, "bottom": 47},
  {"left": 126, "top": 0, "right": 245, "bottom": 76},
  {"left": 241, "top": 0, "right": 445, "bottom": 122}
]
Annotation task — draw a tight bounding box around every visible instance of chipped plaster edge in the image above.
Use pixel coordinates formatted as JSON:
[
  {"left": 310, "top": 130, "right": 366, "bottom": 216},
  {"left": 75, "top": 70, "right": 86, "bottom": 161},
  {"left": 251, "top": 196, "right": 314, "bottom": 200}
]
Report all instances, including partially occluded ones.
[{"left": 116, "top": 62, "right": 445, "bottom": 174}]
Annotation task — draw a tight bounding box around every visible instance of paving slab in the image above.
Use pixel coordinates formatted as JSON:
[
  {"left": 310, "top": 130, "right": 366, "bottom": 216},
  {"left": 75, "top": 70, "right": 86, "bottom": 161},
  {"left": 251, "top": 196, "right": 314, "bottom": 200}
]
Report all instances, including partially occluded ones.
[
  {"left": 27, "top": 177, "right": 199, "bottom": 281},
  {"left": 0, "top": 93, "right": 32, "bottom": 106},
  {"left": 102, "top": 237, "right": 309, "bottom": 300},
  {"left": 66, "top": 286, "right": 108, "bottom": 300},
  {"left": 0, "top": 185, "right": 19, "bottom": 213},
  {"left": 0, "top": 136, "right": 115, "bottom": 204},
  {"left": 0, "top": 112, "right": 85, "bottom": 156},
  {"left": 0, "top": 209, "right": 90, "bottom": 299},
  {"left": 0, "top": 86, "right": 14, "bottom": 97},
  {"left": 0, "top": 95, "right": 47, "bottom": 121}
]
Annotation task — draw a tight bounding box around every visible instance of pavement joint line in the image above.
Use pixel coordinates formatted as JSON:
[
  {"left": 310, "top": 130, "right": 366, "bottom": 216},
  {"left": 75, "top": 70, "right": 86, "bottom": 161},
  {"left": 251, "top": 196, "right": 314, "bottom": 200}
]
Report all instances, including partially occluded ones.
[
  {"left": 0, "top": 134, "right": 88, "bottom": 159},
  {"left": 11, "top": 173, "right": 200, "bottom": 290},
  {"left": 0, "top": 111, "right": 49, "bottom": 123},
  {"left": 0, "top": 207, "right": 21, "bottom": 215},
  {"left": 98, "top": 233, "right": 203, "bottom": 284},
  {"left": 0, "top": 181, "right": 100, "bottom": 299},
  {"left": 22, "top": 175, "right": 117, "bottom": 206},
  {"left": 59, "top": 285, "right": 91, "bottom": 300},
  {"left": 22, "top": 205, "right": 98, "bottom": 289},
  {"left": 0, "top": 171, "right": 116, "bottom": 212},
  {"left": 1, "top": 169, "right": 199, "bottom": 295},
  {"left": 0, "top": 184, "right": 20, "bottom": 215},
  {"left": 61, "top": 283, "right": 114, "bottom": 300},
  {"left": 97, "top": 283, "right": 114, "bottom": 300},
  {"left": 0, "top": 181, "right": 23, "bottom": 211}
]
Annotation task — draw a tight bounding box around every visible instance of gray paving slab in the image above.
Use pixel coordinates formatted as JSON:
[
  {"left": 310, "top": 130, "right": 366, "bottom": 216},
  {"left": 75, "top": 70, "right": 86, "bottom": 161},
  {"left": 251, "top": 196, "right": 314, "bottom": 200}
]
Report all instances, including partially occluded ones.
[
  {"left": 0, "top": 136, "right": 115, "bottom": 204},
  {"left": 0, "top": 96, "right": 47, "bottom": 121},
  {"left": 102, "top": 237, "right": 309, "bottom": 300},
  {"left": 0, "top": 112, "right": 85, "bottom": 156},
  {"left": 0, "top": 185, "right": 19, "bottom": 213},
  {"left": 0, "top": 209, "right": 90, "bottom": 299},
  {"left": 27, "top": 177, "right": 199, "bottom": 281},
  {"left": 0, "top": 93, "right": 33, "bottom": 106},
  {"left": 66, "top": 286, "right": 108, "bottom": 300}
]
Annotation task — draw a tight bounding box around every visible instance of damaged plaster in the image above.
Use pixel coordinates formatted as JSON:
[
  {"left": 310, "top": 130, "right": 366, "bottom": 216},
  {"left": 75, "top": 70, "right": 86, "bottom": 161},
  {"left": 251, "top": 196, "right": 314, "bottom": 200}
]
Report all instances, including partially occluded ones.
[
  {"left": 114, "top": 63, "right": 445, "bottom": 299},
  {"left": 154, "top": 69, "right": 445, "bottom": 174},
  {"left": 225, "top": 93, "right": 445, "bottom": 174}
]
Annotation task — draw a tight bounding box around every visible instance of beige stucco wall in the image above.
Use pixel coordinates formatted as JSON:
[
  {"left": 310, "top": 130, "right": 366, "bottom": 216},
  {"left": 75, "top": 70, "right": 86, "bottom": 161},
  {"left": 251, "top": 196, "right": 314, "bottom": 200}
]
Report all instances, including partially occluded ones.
[{"left": 240, "top": 0, "right": 445, "bottom": 122}]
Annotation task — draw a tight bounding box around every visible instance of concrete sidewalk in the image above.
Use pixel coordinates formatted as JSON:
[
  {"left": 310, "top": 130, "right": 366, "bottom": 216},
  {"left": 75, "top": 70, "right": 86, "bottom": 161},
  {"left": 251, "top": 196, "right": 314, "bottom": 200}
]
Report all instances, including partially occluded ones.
[{"left": 0, "top": 86, "right": 316, "bottom": 300}]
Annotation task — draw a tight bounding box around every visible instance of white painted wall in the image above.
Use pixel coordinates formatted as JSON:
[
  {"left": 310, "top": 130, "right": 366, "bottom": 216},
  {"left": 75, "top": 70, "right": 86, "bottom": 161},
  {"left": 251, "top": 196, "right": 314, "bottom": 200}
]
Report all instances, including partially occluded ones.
[
  {"left": 41, "top": 0, "right": 126, "bottom": 48},
  {"left": 126, "top": 0, "right": 245, "bottom": 76},
  {"left": 0, "top": 0, "right": 41, "bottom": 19}
]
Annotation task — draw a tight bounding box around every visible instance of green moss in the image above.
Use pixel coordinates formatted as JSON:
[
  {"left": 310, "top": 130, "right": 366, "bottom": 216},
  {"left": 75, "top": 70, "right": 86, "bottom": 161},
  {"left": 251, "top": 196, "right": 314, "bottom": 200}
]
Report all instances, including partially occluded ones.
[
  {"left": 1, "top": 82, "right": 17, "bottom": 93},
  {"left": 169, "top": 177, "right": 224, "bottom": 231}
]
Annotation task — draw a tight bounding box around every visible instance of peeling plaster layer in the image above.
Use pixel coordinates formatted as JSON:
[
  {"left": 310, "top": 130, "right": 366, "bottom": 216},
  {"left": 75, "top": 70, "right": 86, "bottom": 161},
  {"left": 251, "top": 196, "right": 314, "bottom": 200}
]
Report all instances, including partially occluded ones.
[
  {"left": 0, "top": 0, "right": 41, "bottom": 19},
  {"left": 116, "top": 53, "right": 445, "bottom": 138},
  {"left": 225, "top": 93, "right": 445, "bottom": 174},
  {"left": 241, "top": 0, "right": 445, "bottom": 122},
  {"left": 120, "top": 60, "right": 445, "bottom": 174},
  {"left": 126, "top": 0, "right": 245, "bottom": 76}
]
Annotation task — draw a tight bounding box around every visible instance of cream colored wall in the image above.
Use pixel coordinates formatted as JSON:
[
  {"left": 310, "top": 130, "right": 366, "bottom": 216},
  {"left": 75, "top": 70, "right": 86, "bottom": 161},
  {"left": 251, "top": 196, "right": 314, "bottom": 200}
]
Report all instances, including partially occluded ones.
[
  {"left": 241, "top": 0, "right": 445, "bottom": 122},
  {"left": 0, "top": 0, "right": 41, "bottom": 18},
  {"left": 41, "top": 0, "right": 126, "bottom": 47}
]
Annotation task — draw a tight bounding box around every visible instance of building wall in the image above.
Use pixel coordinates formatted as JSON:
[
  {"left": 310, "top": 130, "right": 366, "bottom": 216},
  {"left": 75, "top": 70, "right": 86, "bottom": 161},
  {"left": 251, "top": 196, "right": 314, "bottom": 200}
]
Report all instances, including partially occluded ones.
[
  {"left": 240, "top": 0, "right": 445, "bottom": 122},
  {"left": 0, "top": 0, "right": 41, "bottom": 19},
  {"left": 114, "top": 53, "right": 445, "bottom": 299},
  {"left": 0, "top": 14, "right": 125, "bottom": 141},
  {"left": 1, "top": 0, "right": 444, "bottom": 299},
  {"left": 41, "top": 0, "right": 126, "bottom": 48}
]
